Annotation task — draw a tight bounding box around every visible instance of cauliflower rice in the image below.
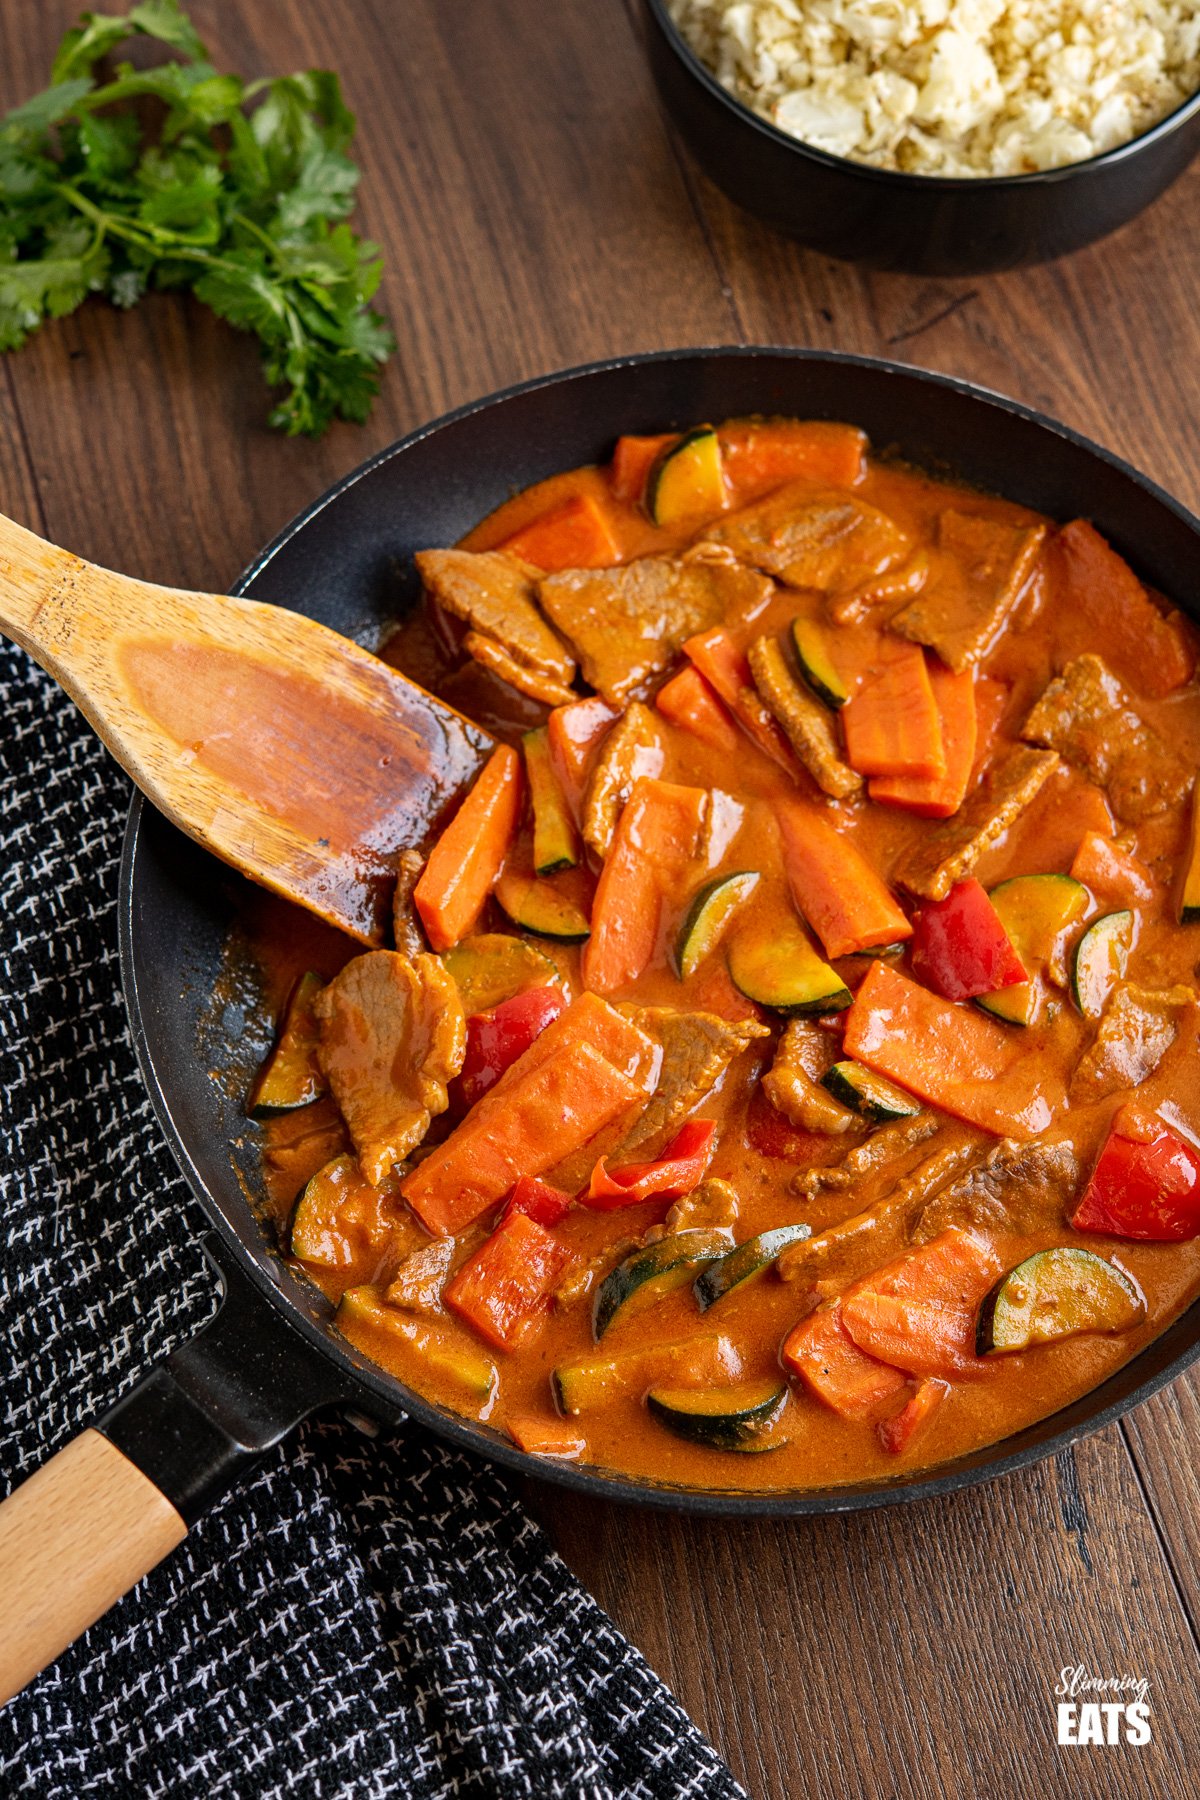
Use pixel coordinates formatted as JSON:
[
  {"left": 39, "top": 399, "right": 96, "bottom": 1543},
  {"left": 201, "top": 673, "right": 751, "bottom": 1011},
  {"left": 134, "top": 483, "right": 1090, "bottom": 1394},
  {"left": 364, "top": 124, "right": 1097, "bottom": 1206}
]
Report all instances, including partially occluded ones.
[{"left": 666, "top": 0, "right": 1200, "bottom": 174}]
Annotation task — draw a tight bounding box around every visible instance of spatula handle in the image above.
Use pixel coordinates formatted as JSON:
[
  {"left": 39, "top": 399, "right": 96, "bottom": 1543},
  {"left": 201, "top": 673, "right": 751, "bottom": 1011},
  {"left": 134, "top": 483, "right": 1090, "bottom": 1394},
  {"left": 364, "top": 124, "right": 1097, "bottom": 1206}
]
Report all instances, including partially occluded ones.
[
  {"left": 0, "top": 509, "right": 96, "bottom": 664},
  {"left": 0, "top": 1430, "right": 187, "bottom": 1705}
]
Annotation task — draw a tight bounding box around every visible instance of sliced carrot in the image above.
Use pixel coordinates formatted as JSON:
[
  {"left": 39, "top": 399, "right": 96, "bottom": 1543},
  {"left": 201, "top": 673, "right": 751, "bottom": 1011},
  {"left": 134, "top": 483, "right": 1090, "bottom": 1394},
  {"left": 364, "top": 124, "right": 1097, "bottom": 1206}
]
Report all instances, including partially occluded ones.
[
  {"left": 842, "top": 1230, "right": 1002, "bottom": 1378},
  {"left": 782, "top": 1302, "right": 908, "bottom": 1419},
  {"left": 610, "top": 432, "right": 676, "bottom": 507},
  {"left": 1052, "top": 519, "right": 1194, "bottom": 698},
  {"left": 870, "top": 667, "right": 977, "bottom": 818},
  {"left": 444, "top": 1210, "right": 572, "bottom": 1350},
  {"left": 547, "top": 695, "right": 620, "bottom": 819},
  {"left": 655, "top": 664, "right": 742, "bottom": 755},
  {"left": 842, "top": 644, "right": 945, "bottom": 780},
  {"left": 401, "top": 994, "right": 654, "bottom": 1234},
  {"left": 842, "top": 961, "right": 1061, "bottom": 1137},
  {"left": 1070, "top": 829, "right": 1156, "bottom": 905},
  {"left": 582, "top": 778, "right": 710, "bottom": 994},
  {"left": 506, "top": 1413, "right": 586, "bottom": 1458},
  {"left": 499, "top": 492, "right": 622, "bottom": 572},
  {"left": 683, "top": 627, "right": 806, "bottom": 780},
  {"left": 413, "top": 745, "right": 522, "bottom": 952},
  {"left": 719, "top": 420, "right": 867, "bottom": 495},
  {"left": 776, "top": 799, "right": 911, "bottom": 958},
  {"left": 877, "top": 1377, "right": 950, "bottom": 1454}
]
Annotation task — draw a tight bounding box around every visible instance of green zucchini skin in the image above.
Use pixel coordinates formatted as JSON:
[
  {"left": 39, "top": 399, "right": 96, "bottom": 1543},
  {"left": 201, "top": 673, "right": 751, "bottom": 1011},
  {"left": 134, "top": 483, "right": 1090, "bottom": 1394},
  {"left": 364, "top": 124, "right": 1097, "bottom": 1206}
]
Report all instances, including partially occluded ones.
[
  {"left": 977, "top": 874, "right": 1087, "bottom": 1025},
  {"left": 694, "top": 1224, "right": 811, "bottom": 1311},
  {"left": 791, "top": 618, "right": 849, "bottom": 709},
  {"left": 249, "top": 970, "right": 327, "bottom": 1117},
  {"left": 1178, "top": 786, "right": 1200, "bottom": 923},
  {"left": 727, "top": 917, "right": 852, "bottom": 1015},
  {"left": 290, "top": 1153, "right": 361, "bottom": 1264},
  {"left": 593, "top": 1229, "right": 732, "bottom": 1339},
  {"left": 441, "top": 932, "right": 559, "bottom": 1011},
  {"left": 977, "top": 1247, "right": 1145, "bottom": 1354},
  {"left": 821, "top": 1061, "right": 921, "bottom": 1121},
  {"left": 494, "top": 870, "right": 591, "bottom": 942},
  {"left": 646, "top": 426, "right": 725, "bottom": 527},
  {"left": 523, "top": 726, "right": 578, "bottom": 876},
  {"left": 675, "top": 871, "right": 760, "bottom": 979},
  {"left": 647, "top": 1380, "right": 787, "bottom": 1450},
  {"left": 1071, "top": 909, "right": 1133, "bottom": 1018}
]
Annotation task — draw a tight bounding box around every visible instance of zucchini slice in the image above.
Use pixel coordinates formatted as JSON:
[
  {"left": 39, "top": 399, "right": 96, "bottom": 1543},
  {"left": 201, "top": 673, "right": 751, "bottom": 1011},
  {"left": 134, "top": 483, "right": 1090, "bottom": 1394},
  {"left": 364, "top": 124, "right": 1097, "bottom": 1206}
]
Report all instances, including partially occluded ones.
[
  {"left": 694, "top": 1224, "right": 811, "bottom": 1311},
  {"left": 647, "top": 1379, "right": 787, "bottom": 1450},
  {"left": 291, "top": 1153, "right": 373, "bottom": 1267},
  {"left": 791, "top": 618, "right": 849, "bottom": 710},
  {"left": 442, "top": 932, "right": 559, "bottom": 1011},
  {"left": 495, "top": 869, "right": 591, "bottom": 942},
  {"left": 977, "top": 1248, "right": 1145, "bottom": 1354},
  {"left": 822, "top": 1061, "right": 921, "bottom": 1121},
  {"left": 593, "top": 1228, "right": 732, "bottom": 1339},
  {"left": 337, "top": 1285, "right": 498, "bottom": 1402},
  {"left": 1178, "top": 784, "right": 1200, "bottom": 923},
  {"left": 553, "top": 1330, "right": 739, "bottom": 1415},
  {"left": 249, "top": 970, "right": 326, "bottom": 1116},
  {"left": 675, "top": 871, "right": 761, "bottom": 979},
  {"left": 1071, "top": 910, "right": 1134, "bottom": 1018},
  {"left": 978, "top": 874, "right": 1088, "bottom": 1025},
  {"left": 523, "top": 725, "right": 579, "bottom": 875},
  {"left": 646, "top": 426, "right": 726, "bottom": 527},
  {"left": 727, "top": 912, "right": 851, "bottom": 1015}
]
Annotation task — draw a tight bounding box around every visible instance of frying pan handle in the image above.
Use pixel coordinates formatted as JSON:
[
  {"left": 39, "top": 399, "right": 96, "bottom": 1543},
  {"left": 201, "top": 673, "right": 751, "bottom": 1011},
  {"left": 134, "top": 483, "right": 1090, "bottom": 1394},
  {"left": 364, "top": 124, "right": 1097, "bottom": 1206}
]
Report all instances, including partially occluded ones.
[{"left": 0, "top": 1234, "right": 382, "bottom": 1706}]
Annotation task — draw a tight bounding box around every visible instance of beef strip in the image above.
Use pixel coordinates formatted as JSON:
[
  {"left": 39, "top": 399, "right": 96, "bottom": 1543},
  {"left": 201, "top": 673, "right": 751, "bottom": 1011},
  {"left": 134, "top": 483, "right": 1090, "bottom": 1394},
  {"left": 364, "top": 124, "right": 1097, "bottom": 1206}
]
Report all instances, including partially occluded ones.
[
  {"left": 665, "top": 1176, "right": 741, "bottom": 1233},
  {"left": 581, "top": 701, "right": 665, "bottom": 857},
  {"left": 416, "top": 548, "right": 576, "bottom": 684},
  {"left": 892, "top": 511, "right": 1047, "bottom": 671},
  {"left": 393, "top": 847, "right": 427, "bottom": 959},
  {"left": 761, "top": 1020, "right": 859, "bottom": 1135},
  {"left": 779, "top": 1142, "right": 978, "bottom": 1284},
  {"left": 385, "top": 1237, "right": 456, "bottom": 1312},
  {"left": 896, "top": 745, "right": 1059, "bottom": 900},
  {"left": 1070, "top": 983, "right": 1195, "bottom": 1101},
  {"left": 1020, "top": 654, "right": 1190, "bottom": 823},
  {"left": 791, "top": 1113, "right": 938, "bottom": 1196},
  {"left": 462, "top": 631, "right": 577, "bottom": 707},
  {"left": 747, "top": 634, "right": 862, "bottom": 799},
  {"left": 538, "top": 548, "right": 773, "bottom": 704},
  {"left": 315, "top": 950, "right": 465, "bottom": 1186},
  {"left": 700, "top": 482, "right": 912, "bottom": 593},
  {"left": 617, "top": 1006, "right": 770, "bottom": 1157},
  {"left": 828, "top": 549, "right": 930, "bottom": 626},
  {"left": 915, "top": 1138, "right": 1080, "bottom": 1239}
]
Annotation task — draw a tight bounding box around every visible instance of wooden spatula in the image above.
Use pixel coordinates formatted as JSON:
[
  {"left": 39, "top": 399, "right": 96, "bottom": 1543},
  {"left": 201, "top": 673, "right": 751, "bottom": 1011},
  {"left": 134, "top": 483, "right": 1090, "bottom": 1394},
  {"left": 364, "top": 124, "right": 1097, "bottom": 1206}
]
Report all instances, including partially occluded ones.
[{"left": 0, "top": 510, "right": 495, "bottom": 942}]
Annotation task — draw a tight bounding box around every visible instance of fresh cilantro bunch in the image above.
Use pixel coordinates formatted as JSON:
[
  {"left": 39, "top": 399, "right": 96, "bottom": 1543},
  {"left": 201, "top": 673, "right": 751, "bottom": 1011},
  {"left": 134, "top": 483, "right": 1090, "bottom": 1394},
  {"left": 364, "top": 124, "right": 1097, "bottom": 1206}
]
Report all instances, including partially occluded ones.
[{"left": 0, "top": 0, "right": 394, "bottom": 435}]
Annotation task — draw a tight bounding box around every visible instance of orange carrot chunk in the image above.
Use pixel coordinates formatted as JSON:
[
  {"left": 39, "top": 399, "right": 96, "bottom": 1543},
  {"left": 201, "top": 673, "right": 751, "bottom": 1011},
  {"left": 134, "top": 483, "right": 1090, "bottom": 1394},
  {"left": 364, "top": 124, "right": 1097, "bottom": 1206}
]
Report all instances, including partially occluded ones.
[
  {"left": 547, "top": 695, "right": 620, "bottom": 818},
  {"left": 782, "top": 1302, "right": 909, "bottom": 1419},
  {"left": 610, "top": 433, "right": 677, "bottom": 506},
  {"left": 683, "top": 627, "right": 806, "bottom": 780},
  {"left": 842, "top": 644, "right": 945, "bottom": 779},
  {"left": 842, "top": 960, "right": 1062, "bottom": 1137},
  {"left": 444, "top": 1210, "right": 573, "bottom": 1350},
  {"left": 414, "top": 745, "right": 522, "bottom": 952},
  {"left": 842, "top": 1229, "right": 1002, "bottom": 1378},
  {"left": 506, "top": 1413, "right": 586, "bottom": 1458},
  {"left": 719, "top": 420, "right": 867, "bottom": 494},
  {"left": 776, "top": 799, "right": 912, "bottom": 958},
  {"left": 870, "top": 666, "right": 977, "bottom": 817},
  {"left": 655, "top": 664, "right": 743, "bottom": 755},
  {"left": 499, "top": 492, "right": 622, "bottom": 572},
  {"left": 877, "top": 1378, "right": 950, "bottom": 1454},
  {"left": 401, "top": 994, "right": 654, "bottom": 1234},
  {"left": 582, "top": 777, "right": 710, "bottom": 994},
  {"left": 1052, "top": 519, "right": 1194, "bottom": 699},
  {"left": 1070, "top": 829, "right": 1156, "bottom": 905}
]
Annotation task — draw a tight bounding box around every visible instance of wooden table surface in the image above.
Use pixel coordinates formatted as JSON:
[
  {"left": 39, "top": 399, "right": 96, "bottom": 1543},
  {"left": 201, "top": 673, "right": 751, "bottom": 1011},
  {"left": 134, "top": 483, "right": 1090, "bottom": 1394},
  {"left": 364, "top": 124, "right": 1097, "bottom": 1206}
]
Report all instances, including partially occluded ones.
[{"left": 4, "top": 4, "right": 1200, "bottom": 1795}]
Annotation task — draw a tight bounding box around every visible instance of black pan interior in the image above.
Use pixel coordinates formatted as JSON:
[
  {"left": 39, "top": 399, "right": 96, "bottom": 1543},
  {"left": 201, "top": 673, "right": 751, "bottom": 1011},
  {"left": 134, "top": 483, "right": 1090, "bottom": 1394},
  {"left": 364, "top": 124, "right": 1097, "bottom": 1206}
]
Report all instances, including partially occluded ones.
[{"left": 120, "top": 347, "right": 1200, "bottom": 1516}]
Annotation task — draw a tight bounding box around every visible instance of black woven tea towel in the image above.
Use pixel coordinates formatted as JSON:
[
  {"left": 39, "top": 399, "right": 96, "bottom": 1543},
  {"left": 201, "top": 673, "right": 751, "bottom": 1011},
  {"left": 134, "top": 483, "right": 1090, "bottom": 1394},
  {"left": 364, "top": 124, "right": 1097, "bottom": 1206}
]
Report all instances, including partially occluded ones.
[{"left": 0, "top": 637, "right": 746, "bottom": 1800}]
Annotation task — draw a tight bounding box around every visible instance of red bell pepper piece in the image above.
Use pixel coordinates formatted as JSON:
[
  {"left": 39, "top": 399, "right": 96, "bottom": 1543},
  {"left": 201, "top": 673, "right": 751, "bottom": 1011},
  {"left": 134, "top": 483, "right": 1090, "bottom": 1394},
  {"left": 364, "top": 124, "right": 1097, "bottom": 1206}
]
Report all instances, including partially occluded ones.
[
  {"left": 443, "top": 1210, "right": 573, "bottom": 1350},
  {"left": 500, "top": 1175, "right": 574, "bottom": 1229},
  {"left": 877, "top": 1378, "right": 949, "bottom": 1455},
  {"left": 584, "top": 1118, "right": 716, "bottom": 1211},
  {"left": 909, "top": 878, "right": 1025, "bottom": 1001},
  {"left": 454, "top": 985, "right": 567, "bottom": 1112},
  {"left": 1071, "top": 1118, "right": 1200, "bottom": 1241},
  {"left": 744, "top": 1086, "right": 833, "bottom": 1163}
]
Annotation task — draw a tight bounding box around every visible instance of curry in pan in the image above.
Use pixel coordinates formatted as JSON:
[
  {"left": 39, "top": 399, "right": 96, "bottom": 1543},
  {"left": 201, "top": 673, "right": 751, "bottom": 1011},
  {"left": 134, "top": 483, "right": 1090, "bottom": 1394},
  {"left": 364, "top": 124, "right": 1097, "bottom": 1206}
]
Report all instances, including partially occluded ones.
[{"left": 246, "top": 416, "right": 1200, "bottom": 1490}]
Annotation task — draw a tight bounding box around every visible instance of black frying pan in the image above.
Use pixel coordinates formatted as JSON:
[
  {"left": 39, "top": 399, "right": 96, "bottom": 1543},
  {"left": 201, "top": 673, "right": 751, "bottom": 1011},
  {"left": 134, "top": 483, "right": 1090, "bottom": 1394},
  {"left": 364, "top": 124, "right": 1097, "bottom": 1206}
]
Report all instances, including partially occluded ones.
[{"left": 13, "top": 352, "right": 1200, "bottom": 1686}]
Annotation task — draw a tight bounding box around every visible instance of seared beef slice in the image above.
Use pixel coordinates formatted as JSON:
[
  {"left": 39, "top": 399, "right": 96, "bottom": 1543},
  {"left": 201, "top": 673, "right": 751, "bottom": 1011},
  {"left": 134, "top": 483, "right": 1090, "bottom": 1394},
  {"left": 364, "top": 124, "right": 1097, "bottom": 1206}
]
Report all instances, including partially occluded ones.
[
  {"left": 701, "top": 482, "right": 911, "bottom": 593},
  {"left": 893, "top": 511, "right": 1046, "bottom": 671},
  {"left": 1020, "top": 654, "right": 1190, "bottom": 823}
]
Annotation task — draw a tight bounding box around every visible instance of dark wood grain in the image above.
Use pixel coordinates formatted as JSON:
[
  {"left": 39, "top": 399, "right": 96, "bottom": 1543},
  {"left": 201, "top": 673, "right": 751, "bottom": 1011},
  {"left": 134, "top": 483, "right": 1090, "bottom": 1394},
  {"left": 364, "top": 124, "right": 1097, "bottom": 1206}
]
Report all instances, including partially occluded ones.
[{"left": 2, "top": 4, "right": 1200, "bottom": 1796}]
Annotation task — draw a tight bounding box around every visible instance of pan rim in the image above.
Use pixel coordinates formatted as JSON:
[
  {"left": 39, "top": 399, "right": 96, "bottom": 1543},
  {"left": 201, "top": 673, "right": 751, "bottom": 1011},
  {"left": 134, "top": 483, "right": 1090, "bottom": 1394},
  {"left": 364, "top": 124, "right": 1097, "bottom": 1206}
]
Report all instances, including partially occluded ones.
[{"left": 119, "top": 343, "right": 1200, "bottom": 1517}]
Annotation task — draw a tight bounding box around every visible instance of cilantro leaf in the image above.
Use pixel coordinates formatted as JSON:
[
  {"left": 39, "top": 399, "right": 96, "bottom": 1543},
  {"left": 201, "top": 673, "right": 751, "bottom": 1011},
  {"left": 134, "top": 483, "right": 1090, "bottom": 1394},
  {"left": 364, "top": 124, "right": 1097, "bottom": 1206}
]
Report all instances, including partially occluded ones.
[{"left": 1, "top": 0, "right": 392, "bottom": 435}]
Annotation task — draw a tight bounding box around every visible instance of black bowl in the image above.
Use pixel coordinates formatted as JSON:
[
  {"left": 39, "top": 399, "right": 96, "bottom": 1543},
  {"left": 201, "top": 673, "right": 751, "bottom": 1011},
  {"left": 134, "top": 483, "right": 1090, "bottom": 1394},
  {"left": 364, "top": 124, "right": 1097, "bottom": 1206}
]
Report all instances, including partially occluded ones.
[{"left": 641, "top": 0, "right": 1200, "bottom": 273}]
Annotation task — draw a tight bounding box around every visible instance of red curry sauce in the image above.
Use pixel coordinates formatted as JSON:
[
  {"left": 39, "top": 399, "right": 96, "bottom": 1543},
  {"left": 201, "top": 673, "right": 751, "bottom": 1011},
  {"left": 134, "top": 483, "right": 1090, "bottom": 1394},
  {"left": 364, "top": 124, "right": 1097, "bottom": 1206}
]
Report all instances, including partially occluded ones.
[{"left": 246, "top": 416, "right": 1200, "bottom": 1492}]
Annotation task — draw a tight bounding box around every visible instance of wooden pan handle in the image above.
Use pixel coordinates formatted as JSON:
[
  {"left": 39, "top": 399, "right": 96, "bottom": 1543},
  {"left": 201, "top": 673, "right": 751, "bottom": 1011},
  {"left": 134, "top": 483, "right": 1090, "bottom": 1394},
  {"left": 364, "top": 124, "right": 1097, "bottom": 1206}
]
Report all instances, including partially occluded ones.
[{"left": 0, "top": 1430, "right": 187, "bottom": 1706}]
